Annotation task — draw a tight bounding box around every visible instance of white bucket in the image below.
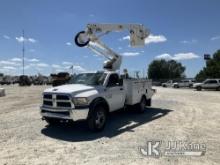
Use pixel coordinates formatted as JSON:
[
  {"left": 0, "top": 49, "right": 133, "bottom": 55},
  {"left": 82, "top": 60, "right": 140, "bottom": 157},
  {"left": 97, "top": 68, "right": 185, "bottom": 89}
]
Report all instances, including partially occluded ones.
[{"left": 0, "top": 88, "right": 5, "bottom": 97}]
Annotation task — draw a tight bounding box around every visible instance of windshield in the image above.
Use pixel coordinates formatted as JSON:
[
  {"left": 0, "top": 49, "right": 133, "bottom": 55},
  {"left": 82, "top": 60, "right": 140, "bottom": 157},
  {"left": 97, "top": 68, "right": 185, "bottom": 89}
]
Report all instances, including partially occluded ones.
[{"left": 68, "top": 73, "right": 107, "bottom": 86}]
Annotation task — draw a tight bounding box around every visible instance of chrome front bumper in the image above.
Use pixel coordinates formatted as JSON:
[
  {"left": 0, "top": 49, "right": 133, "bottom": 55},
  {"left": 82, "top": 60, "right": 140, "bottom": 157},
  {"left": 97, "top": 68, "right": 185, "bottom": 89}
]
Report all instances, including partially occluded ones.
[{"left": 40, "top": 106, "right": 89, "bottom": 121}]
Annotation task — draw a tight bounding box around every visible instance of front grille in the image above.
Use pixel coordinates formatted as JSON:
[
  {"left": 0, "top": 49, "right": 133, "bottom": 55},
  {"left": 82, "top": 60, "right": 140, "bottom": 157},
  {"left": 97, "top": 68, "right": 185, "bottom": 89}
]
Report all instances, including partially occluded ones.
[
  {"left": 44, "top": 94, "right": 52, "bottom": 99},
  {"left": 57, "top": 102, "right": 71, "bottom": 107},
  {"left": 43, "top": 100, "right": 53, "bottom": 106},
  {"left": 43, "top": 93, "right": 72, "bottom": 108},
  {"left": 56, "top": 95, "right": 69, "bottom": 100}
]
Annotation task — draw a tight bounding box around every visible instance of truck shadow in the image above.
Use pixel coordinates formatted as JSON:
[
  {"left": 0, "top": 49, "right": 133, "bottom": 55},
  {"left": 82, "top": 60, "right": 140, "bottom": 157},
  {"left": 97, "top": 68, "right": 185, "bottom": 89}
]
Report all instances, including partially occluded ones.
[{"left": 41, "top": 107, "right": 173, "bottom": 142}]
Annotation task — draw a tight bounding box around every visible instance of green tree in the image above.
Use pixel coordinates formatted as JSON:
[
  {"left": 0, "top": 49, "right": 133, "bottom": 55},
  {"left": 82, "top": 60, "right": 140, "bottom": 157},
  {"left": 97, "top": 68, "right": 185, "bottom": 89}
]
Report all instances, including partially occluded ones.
[
  {"left": 148, "top": 59, "right": 185, "bottom": 80},
  {"left": 195, "top": 50, "right": 220, "bottom": 81}
]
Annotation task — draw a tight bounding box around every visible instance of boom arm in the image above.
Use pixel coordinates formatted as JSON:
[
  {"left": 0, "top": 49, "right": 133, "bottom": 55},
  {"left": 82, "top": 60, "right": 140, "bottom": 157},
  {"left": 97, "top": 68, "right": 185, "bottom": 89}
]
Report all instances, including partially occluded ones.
[{"left": 74, "top": 23, "right": 150, "bottom": 71}]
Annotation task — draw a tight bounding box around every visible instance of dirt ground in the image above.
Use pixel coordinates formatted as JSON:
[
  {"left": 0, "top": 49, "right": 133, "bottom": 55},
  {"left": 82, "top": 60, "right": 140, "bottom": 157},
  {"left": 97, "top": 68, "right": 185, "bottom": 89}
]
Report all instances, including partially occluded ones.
[{"left": 0, "top": 85, "right": 219, "bottom": 165}]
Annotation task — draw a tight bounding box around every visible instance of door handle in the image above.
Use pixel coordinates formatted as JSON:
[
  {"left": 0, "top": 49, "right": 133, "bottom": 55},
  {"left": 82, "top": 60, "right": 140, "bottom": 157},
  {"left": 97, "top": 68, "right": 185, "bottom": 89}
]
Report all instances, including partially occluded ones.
[{"left": 120, "top": 88, "right": 123, "bottom": 90}]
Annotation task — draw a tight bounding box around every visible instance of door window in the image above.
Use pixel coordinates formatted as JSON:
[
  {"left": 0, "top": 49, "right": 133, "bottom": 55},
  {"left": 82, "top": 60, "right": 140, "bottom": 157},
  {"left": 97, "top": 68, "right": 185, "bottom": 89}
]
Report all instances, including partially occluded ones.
[{"left": 107, "top": 74, "right": 119, "bottom": 87}]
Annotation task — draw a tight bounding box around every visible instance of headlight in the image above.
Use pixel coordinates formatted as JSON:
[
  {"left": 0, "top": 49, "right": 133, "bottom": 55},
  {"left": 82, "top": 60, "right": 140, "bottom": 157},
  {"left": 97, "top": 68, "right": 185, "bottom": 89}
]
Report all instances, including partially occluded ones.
[{"left": 72, "top": 97, "right": 88, "bottom": 106}]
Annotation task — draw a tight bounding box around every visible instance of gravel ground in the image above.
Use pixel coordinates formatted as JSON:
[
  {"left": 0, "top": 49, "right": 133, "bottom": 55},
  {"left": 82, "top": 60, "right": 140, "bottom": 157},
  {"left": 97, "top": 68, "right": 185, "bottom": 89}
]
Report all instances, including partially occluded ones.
[{"left": 0, "top": 85, "right": 219, "bottom": 165}]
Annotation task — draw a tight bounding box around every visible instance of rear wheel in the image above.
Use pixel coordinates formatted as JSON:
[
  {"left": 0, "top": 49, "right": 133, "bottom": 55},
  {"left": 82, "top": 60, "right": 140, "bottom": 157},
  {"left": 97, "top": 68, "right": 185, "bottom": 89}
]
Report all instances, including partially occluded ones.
[
  {"left": 146, "top": 98, "right": 152, "bottom": 107},
  {"left": 87, "top": 105, "right": 107, "bottom": 132},
  {"left": 196, "top": 86, "right": 202, "bottom": 91},
  {"left": 137, "top": 97, "right": 146, "bottom": 113}
]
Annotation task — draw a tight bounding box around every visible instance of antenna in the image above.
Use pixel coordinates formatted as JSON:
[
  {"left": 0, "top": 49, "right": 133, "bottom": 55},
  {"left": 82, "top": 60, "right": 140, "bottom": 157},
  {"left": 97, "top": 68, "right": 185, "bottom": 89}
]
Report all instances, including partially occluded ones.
[{"left": 22, "top": 30, "right": 25, "bottom": 75}]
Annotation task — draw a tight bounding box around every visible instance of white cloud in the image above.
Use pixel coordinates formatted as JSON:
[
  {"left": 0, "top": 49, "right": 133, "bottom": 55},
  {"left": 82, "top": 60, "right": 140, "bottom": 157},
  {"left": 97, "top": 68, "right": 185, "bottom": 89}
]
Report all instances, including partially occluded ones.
[
  {"left": 173, "top": 53, "right": 200, "bottom": 60},
  {"left": 155, "top": 53, "right": 172, "bottom": 60},
  {"left": 211, "top": 36, "right": 220, "bottom": 41},
  {"left": 35, "top": 63, "right": 49, "bottom": 67},
  {"left": 121, "top": 52, "right": 140, "bottom": 57},
  {"left": 15, "top": 36, "right": 25, "bottom": 42},
  {"left": 62, "top": 61, "right": 73, "bottom": 65},
  {"left": 121, "top": 34, "right": 167, "bottom": 45},
  {"left": 29, "top": 58, "right": 39, "bottom": 62},
  {"left": 0, "top": 60, "right": 16, "bottom": 65},
  {"left": 180, "top": 39, "right": 197, "bottom": 44},
  {"left": 66, "top": 42, "right": 72, "bottom": 46},
  {"left": 122, "top": 36, "right": 130, "bottom": 40},
  {"left": 3, "top": 35, "right": 10, "bottom": 39},
  {"left": 15, "top": 36, "right": 37, "bottom": 43},
  {"left": 145, "top": 34, "right": 167, "bottom": 44},
  {"left": 155, "top": 52, "right": 200, "bottom": 61},
  {"left": 3, "top": 66, "right": 16, "bottom": 70},
  {"left": 73, "top": 65, "right": 86, "bottom": 72},
  {"left": 52, "top": 64, "right": 62, "bottom": 68},
  {"left": 10, "top": 58, "right": 22, "bottom": 62},
  {"left": 28, "top": 38, "right": 37, "bottom": 43}
]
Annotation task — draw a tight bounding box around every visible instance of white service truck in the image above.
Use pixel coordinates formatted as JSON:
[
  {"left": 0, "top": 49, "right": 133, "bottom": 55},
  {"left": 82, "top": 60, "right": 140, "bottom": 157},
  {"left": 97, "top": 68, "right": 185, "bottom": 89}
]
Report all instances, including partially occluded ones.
[{"left": 40, "top": 23, "right": 155, "bottom": 131}]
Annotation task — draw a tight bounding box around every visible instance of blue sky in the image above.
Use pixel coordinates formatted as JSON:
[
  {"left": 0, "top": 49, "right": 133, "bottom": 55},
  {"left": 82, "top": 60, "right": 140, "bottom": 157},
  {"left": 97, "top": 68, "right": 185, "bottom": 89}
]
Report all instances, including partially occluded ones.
[{"left": 0, "top": 0, "right": 220, "bottom": 77}]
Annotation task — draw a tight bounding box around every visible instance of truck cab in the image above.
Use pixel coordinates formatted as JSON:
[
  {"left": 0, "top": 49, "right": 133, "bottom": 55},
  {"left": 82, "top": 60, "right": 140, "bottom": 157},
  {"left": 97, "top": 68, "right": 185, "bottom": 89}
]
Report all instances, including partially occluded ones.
[{"left": 40, "top": 71, "right": 154, "bottom": 131}]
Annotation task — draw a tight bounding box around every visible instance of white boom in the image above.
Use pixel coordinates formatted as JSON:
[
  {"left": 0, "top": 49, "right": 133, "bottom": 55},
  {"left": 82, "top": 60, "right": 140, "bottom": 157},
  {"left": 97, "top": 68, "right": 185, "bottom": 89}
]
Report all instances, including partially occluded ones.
[{"left": 74, "top": 23, "right": 150, "bottom": 71}]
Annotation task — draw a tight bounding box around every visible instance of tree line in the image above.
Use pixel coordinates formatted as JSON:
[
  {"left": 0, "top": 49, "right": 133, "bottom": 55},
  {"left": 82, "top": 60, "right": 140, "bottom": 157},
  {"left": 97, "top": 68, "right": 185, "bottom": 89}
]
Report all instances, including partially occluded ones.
[{"left": 148, "top": 49, "right": 220, "bottom": 81}]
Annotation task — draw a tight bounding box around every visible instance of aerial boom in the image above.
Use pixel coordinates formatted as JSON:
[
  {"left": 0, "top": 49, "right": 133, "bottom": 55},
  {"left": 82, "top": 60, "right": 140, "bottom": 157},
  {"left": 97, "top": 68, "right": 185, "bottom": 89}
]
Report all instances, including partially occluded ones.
[{"left": 74, "top": 23, "right": 150, "bottom": 71}]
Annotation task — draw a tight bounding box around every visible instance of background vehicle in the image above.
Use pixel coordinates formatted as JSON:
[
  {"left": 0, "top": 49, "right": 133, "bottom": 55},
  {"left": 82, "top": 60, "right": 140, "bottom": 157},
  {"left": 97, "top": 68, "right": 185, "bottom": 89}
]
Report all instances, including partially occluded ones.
[
  {"left": 19, "top": 75, "right": 32, "bottom": 86},
  {"left": 173, "top": 80, "right": 194, "bottom": 88},
  {"left": 193, "top": 79, "right": 220, "bottom": 91},
  {"left": 51, "top": 72, "right": 71, "bottom": 87},
  {"left": 162, "top": 80, "right": 173, "bottom": 87}
]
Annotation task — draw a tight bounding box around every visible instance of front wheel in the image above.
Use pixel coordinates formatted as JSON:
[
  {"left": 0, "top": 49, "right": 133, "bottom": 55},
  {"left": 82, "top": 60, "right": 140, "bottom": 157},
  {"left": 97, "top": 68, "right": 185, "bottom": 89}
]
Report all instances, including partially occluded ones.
[{"left": 87, "top": 105, "right": 107, "bottom": 132}]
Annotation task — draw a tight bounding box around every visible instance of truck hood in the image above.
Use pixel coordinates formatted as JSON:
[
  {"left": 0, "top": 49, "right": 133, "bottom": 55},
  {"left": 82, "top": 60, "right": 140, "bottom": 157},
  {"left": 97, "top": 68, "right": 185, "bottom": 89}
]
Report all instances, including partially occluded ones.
[{"left": 44, "top": 84, "right": 99, "bottom": 97}]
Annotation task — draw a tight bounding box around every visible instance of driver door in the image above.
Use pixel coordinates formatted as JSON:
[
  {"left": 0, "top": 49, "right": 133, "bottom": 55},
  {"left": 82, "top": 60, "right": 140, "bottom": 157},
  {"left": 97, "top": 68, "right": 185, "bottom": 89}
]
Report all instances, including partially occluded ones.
[{"left": 105, "top": 74, "right": 125, "bottom": 111}]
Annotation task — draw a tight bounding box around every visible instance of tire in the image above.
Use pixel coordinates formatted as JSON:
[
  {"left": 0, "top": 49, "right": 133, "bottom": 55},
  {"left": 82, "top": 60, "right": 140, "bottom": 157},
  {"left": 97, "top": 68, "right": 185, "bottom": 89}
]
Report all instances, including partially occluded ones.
[
  {"left": 146, "top": 98, "right": 152, "bottom": 107},
  {"left": 87, "top": 105, "right": 107, "bottom": 132},
  {"left": 216, "top": 86, "right": 220, "bottom": 91},
  {"left": 45, "top": 117, "right": 60, "bottom": 126},
  {"left": 174, "top": 85, "right": 179, "bottom": 88},
  {"left": 137, "top": 97, "right": 146, "bottom": 113},
  {"left": 196, "top": 86, "right": 202, "bottom": 91},
  {"left": 75, "top": 31, "right": 90, "bottom": 47}
]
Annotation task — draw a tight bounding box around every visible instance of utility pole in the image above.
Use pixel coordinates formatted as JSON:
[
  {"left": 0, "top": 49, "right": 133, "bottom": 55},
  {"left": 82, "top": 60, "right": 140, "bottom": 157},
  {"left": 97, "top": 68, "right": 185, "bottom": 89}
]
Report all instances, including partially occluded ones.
[{"left": 22, "top": 30, "right": 25, "bottom": 75}]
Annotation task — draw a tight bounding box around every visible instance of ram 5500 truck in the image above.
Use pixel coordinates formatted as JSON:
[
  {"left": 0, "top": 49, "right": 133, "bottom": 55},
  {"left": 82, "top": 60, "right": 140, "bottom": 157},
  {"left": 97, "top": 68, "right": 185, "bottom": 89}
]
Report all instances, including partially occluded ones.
[{"left": 40, "top": 71, "right": 154, "bottom": 132}]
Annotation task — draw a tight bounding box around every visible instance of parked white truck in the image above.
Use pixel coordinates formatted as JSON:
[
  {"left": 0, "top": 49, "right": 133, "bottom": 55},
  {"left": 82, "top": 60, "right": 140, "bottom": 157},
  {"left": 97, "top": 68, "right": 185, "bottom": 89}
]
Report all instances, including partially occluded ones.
[
  {"left": 40, "top": 23, "right": 154, "bottom": 131},
  {"left": 173, "top": 80, "right": 194, "bottom": 88},
  {"left": 41, "top": 71, "right": 154, "bottom": 131}
]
